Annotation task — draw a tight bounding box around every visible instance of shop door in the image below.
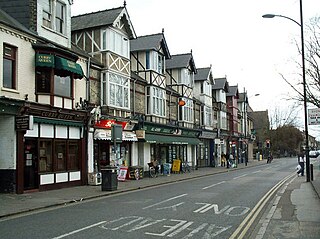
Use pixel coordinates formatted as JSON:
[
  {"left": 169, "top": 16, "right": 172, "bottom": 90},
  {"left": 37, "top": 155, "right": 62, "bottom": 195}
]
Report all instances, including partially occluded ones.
[{"left": 24, "top": 139, "right": 39, "bottom": 190}]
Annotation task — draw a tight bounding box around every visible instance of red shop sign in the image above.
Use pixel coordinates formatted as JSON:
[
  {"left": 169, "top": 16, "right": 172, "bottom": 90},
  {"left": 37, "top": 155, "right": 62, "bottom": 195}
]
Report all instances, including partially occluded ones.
[{"left": 95, "top": 119, "right": 127, "bottom": 129}]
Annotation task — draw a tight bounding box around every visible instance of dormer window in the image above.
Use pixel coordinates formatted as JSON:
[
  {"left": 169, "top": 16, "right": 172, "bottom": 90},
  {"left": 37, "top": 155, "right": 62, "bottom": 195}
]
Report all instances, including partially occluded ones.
[{"left": 146, "top": 51, "right": 164, "bottom": 74}]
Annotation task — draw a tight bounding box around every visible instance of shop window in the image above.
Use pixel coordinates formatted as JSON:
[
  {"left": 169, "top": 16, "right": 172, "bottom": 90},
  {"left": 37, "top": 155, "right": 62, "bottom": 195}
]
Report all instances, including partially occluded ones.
[
  {"left": 55, "top": 141, "right": 66, "bottom": 171},
  {"left": 36, "top": 70, "right": 73, "bottom": 98},
  {"left": 3, "top": 44, "right": 16, "bottom": 89},
  {"left": 68, "top": 142, "right": 79, "bottom": 170},
  {"left": 39, "top": 140, "right": 53, "bottom": 173}
]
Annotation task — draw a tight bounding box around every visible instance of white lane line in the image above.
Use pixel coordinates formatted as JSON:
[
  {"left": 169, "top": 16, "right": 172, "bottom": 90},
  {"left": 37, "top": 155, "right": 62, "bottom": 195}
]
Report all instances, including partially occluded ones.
[
  {"left": 52, "top": 221, "right": 107, "bottom": 239},
  {"left": 202, "top": 181, "right": 226, "bottom": 190},
  {"left": 251, "top": 170, "right": 262, "bottom": 174},
  {"left": 142, "top": 194, "right": 188, "bottom": 209},
  {"left": 233, "top": 174, "right": 248, "bottom": 180}
]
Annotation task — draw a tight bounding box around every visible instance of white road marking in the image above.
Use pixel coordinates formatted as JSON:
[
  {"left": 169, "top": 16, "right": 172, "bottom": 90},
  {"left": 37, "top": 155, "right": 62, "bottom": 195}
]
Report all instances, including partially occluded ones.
[
  {"left": 233, "top": 174, "right": 248, "bottom": 180},
  {"left": 155, "top": 202, "right": 185, "bottom": 211},
  {"left": 52, "top": 221, "right": 106, "bottom": 239},
  {"left": 202, "top": 181, "right": 226, "bottom": 190},
  {"left": 142, "top": 193, "right": 187, "bottom": 209},
  {"left": 251, "top": 170, "right": 262, "bottom": 174}
]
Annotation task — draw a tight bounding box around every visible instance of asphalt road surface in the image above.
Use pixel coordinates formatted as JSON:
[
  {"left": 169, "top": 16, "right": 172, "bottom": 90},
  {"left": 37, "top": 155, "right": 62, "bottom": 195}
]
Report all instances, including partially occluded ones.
[{"left": 0, "top": 157, "right": 298, "bottom": 239}]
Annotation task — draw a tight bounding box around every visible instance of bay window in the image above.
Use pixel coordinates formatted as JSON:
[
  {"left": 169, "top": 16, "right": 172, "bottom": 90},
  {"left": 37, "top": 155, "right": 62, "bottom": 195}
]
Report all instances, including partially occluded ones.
[
  {"left": 102, "top": 29, "right": 129, "bottom": 58},
  {"left": 146, "top": 51, "right": 164, "bottom": 74},
  {"left": 180, "top": 98, "right": 193, "bottom": 122},
  {"left": 146, "top": 86, "right": 166, "bottom": 117},
  {"left": 102, "top": 72, "right": 129, "bottom": 109}
]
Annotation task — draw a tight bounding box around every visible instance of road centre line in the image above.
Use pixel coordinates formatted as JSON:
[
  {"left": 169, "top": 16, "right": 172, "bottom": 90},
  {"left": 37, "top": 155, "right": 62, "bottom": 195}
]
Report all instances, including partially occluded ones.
[
  {"left": 233, "top": 174, "right": 248, "bottom": 180},
  {"left": 142, "top": 194, "right": 188, "bottom": 209},
  {"left": 202, "top": 181, "right": 226, "bottom": 190},
  {"left": 51, "top": 221, "right": 107, "bottom": 239}
]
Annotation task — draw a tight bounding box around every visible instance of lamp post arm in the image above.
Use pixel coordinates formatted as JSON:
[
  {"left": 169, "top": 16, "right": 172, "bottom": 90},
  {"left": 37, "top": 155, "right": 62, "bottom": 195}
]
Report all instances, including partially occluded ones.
[{"left": 274, "top": 14, "right": 301, "bottom": 27}]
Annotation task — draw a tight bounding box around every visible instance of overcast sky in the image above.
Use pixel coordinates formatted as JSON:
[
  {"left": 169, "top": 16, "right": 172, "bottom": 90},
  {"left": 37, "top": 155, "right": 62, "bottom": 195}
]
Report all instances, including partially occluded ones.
[{"left": 71, "top": 0, "right": 320, "bottom": 138}]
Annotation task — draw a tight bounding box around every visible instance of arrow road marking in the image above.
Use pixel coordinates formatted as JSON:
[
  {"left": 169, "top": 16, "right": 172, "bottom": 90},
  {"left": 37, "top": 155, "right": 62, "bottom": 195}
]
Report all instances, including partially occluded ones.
[{"left": 143, "top": 194, "right": 188, "bottom": 210}]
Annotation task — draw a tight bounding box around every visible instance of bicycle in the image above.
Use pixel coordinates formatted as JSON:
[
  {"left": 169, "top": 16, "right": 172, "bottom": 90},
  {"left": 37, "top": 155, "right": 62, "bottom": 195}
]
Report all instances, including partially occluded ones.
[
  {"left": 181, "top": 161, "right": 191, "bottom": 173},
  {"left": 148, "top": 162, "right": 159, "bottom": 178}
]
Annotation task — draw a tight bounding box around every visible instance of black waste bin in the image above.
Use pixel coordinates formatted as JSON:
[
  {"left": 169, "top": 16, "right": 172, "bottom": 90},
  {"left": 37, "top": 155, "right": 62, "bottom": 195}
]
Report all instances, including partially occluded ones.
[{"left": 101, "top": 166, "right": 118, "bottom": 191}]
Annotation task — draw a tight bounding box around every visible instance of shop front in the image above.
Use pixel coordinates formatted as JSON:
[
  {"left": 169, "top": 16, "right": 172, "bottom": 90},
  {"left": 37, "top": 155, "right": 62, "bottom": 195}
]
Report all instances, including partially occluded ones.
[
  {"left": 198, "top": 130, "right": 216, "bottom": 167},
  {"left": 138, "top": 123, "right": 201, "bottom": 173},
  {"left": 93, "top": 120, "right": 138, "bottom": 172},
  {"left": 16, "top": 104, "right": 88, "bottom": 193}
]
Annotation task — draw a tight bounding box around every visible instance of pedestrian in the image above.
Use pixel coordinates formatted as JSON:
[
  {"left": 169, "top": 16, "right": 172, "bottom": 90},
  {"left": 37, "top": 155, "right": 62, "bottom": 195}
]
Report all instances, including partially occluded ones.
[
  {"left": 221, "top": 153, "right": 226, "bottom": 167},
  {"left": 228, "top": 153, "right": 234, "bottom": 168},
  {"left": 267, "top": 152, "right": 273, "bottom": 163},
  {"left": 297, "top": 151, "right": 305, "bottom": 176}
]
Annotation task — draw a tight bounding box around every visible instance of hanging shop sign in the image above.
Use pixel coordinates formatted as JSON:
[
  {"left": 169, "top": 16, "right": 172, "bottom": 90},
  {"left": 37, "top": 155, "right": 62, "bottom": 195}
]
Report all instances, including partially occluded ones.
[{"left": 16, "top": 115, "right": 33, "bottom": 131}]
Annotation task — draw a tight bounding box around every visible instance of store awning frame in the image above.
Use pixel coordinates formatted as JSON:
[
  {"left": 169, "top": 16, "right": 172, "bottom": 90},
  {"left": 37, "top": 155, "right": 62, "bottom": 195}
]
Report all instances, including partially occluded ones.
[{"left": 145, "top": 134, "right": 201, "bottom": 145}]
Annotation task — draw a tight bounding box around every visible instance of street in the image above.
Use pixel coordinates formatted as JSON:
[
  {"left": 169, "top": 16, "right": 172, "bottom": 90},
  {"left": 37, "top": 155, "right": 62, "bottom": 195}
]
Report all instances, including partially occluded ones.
[{"left": 0, "top": 158, "right": 299, "bottom": 239}]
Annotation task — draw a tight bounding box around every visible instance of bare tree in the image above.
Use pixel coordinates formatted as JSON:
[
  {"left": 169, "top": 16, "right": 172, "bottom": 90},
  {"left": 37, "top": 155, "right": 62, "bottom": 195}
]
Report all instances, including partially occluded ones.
[
  {"left": 282, "top": 17, "right": 320, "bottom": 107},
  {"left": 269, "top": 103, "right": 301, "bottom": 129}
]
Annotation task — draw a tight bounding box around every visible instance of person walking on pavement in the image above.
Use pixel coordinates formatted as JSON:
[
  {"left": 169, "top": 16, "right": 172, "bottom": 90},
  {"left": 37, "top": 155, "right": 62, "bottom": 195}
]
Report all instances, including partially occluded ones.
[
  {"left": 221, "top": 152, "right": 226, "bottom": 167},
  {"left": 297, "top": 151, "right": 305, "bottom": 176}
]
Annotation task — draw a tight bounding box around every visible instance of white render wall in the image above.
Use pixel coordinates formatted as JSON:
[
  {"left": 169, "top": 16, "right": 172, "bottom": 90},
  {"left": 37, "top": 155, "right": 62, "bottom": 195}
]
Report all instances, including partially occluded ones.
[
  {"left": 0, "top": 27, "right": 36, "bottom": 102},
  {"left": 0, "top": 116, "right": 16, "bottom": 169}
]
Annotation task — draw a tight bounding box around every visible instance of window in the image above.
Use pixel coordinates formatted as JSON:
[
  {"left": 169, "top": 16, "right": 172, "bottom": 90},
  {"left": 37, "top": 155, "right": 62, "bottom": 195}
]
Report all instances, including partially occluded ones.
[
  {"left": 42, "top": 0, "right": 66, "bottom": 35},
  {"left": 55, "top": 1, "right": 65, "bottom": 34},
  {"left": 36, "top": 70, "right": 72, "bottom": 98},
  {"left": 204, "top": 106, "right": 212, "bottom": 126},
  {"left": 54, "top": 75, "right": 71, "bottom": 97},
  {"left": 68, "top": 141, "right": 79, "bottom": 170},
  {"left": 3, "top": 44, "right": 16, "bottom": 89},
  {"left": 43, "top": 0, "right": 52, "bottom": 28},
  {"left": 55, "top": 140, "right": 66, "bottom": 171},
  {"left": 145, "top": 51, "right": 164, "bottom": 74},
  {"left": 103, "top": 72, "right": 129, "bottom": 108},
  {"left": 146, "top": 86, "right": 166, "bottom": 117},
  {"left": 39, "top": 140, "right": 53, "bottom": 173},
  {"left": 180, "top": 98, "right": 193, "bottom": 122},
  {"left": 179, "top": 69, "right": 193, "bottom": 86},
  {"left": 102, "top": 29, "right": 129, "bottom": 58}
]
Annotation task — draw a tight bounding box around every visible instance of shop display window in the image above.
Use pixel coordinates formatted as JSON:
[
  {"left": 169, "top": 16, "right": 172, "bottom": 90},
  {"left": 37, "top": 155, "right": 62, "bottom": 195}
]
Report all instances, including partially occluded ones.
[
  {"left": 68, "top": 142, "right": 79, "bottom": 170},
  {"left": 55, "top": 141, "right": 66, "bottom": 171},
  {"left": 39, "top": 140, "right": 53, "bottom": 172}
]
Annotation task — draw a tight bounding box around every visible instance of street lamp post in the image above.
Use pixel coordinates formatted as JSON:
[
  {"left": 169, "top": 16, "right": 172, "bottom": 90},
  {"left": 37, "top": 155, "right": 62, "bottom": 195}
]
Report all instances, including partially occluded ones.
[
  {"left": 262, "top": 0, "right": 310, "bottom": 182},
  {"left": 243, "top": 90, "right": 260, "bottom": 166}
]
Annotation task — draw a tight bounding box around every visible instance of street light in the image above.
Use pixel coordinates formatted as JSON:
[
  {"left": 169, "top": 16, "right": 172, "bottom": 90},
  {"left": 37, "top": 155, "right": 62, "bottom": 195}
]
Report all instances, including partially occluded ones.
[{"left": 262, "top": 0, "right": 310, "bottom": 182}]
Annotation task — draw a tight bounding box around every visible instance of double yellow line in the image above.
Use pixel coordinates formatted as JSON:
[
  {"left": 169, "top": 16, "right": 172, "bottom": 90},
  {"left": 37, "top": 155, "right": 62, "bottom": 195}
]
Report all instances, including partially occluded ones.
[{"left": 229, "top": 172, "right": 296, "bottom": 239}]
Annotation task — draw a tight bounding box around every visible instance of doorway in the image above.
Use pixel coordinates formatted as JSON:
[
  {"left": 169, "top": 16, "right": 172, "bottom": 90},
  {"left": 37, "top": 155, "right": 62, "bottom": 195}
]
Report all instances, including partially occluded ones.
[{"left": 24, "top": 139, "right": 39, "bottom": 190}]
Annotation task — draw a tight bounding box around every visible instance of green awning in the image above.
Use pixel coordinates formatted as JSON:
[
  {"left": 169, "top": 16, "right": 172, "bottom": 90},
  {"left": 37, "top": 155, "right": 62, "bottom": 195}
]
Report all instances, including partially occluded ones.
[
  {"left": 35, "top": 54, "right": 55, "bottom": 67},
  {"left": 55, "top": 56, "right": 84, "bottom": 79},
  {"left": 145, "top": 134, "right": 201, "bottom": 145},
  {"left": 35, "top": 54, "right": 84, "bottom": 79}
]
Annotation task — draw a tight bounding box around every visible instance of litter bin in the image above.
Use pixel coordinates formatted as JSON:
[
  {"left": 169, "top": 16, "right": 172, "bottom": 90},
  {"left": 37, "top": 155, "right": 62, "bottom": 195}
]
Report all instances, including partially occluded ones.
[{"left": 101, "top": 166, "right": 118, "bottom": 191}]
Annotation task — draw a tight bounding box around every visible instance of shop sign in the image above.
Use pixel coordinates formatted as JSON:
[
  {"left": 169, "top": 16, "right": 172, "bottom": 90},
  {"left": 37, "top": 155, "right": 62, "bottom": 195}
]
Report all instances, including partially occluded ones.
[
  {"left": 28, "top": 108, "right": 86, "bottom": 121},
  {"left": 135, "top": 130, "right": 145, "bottom": 139},
  {"left": 16, "top": 115, "right": 33, "bottom": 130},
  {"left": 143, "top": 125, "right": 172, "bottom": 134},
  {"left": 95, "top": 119, "right": 127, "bottom": 129}
]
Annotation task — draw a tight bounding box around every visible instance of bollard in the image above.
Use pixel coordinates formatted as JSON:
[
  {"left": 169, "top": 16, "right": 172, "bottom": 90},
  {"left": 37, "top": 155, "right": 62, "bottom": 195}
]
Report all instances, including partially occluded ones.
[{"left": 310, "top": 164, "right": 313, "bottom": 181}]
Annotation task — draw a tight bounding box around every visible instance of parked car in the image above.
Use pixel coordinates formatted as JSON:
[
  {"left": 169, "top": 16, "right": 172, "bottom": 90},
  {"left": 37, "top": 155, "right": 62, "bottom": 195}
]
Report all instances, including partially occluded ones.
[{"left": 309, "top": 150, "right": 320, "bottom": 158}]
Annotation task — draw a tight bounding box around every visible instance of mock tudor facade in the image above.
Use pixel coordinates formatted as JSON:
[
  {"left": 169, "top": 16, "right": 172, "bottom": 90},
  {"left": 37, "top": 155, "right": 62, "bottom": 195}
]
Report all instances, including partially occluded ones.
[{"left": 0, "top": 1, "right": 263, "bottom": 193}]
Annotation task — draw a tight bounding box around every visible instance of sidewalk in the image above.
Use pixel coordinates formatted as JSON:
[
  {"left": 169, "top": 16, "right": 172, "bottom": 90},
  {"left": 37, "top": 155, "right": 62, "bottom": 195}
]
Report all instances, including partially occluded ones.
[
  {"left": 254, "top": 158, "right": 320, "bottom": 239},
  {"left": 1, "top": 158, "right": 320, "bottom": 239}
]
